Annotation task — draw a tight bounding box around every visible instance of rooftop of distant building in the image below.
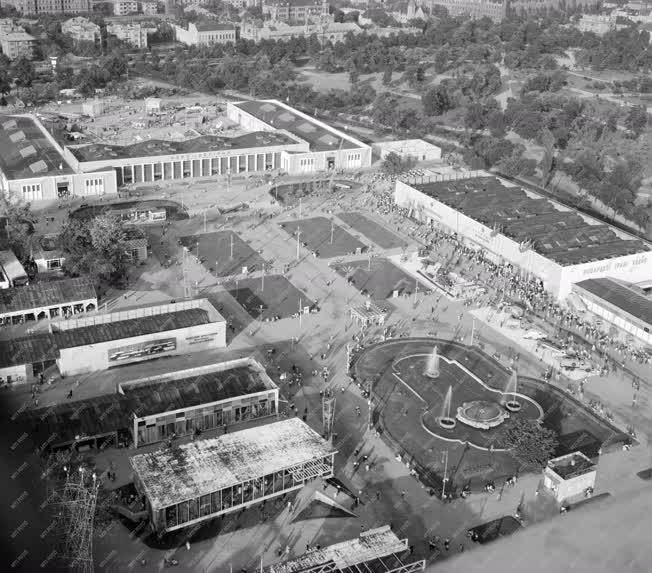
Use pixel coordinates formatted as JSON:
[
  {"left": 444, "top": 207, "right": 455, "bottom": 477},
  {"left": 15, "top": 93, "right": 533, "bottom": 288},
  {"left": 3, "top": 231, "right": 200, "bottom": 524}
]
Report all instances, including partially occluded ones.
[
  {"left": 0, "top": 278, "right": 96, "bottom": 316},
  {"left": 68, "top": 130, "right": 299, "bottom": 162},
  {"left": 574, "top": 277, "right": 652, "bottom": 326},
  {"left": 119, "top": 359, "right": 278, "bottom": 418},
  {"left": 547, "top": 452, "right": 596, "bottom": 480},
  {"left": 53, "top": 308, "right": 209, "bottom": 349},
  {"left": 232, "top": 100, "right": 364, "bottom": 153},
  {"left": 0, "top": 115, "right": 74, "bottom": 180},
  {"left": 267, "top": 525, "right": 413, "bottom": 573},
  {"left": 409, "top": 176, "right": 650, "bottom": 266},
  {"left": 130, "top": 418, "right": 336, "bottom": 509}
]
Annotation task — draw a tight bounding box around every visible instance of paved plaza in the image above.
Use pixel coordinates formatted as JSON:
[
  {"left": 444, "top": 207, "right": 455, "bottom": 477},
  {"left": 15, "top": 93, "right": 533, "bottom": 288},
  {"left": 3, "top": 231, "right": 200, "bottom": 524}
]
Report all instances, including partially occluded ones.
[{"left": 5, "top": 171, "right": 652, "bottom": 573}]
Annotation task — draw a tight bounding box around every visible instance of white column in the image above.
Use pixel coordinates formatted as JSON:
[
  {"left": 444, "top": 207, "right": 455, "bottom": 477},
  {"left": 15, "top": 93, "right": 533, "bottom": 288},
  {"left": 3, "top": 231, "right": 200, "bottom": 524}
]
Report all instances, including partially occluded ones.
[
  {"left": 245, "top": 154, "right": 249, "bottom": 172},
  {"left": 190, "top": 159, "right": 195, "bottom": 178},
  {"left": 271, "top": 153, "right": 275, "bottom": 169}
]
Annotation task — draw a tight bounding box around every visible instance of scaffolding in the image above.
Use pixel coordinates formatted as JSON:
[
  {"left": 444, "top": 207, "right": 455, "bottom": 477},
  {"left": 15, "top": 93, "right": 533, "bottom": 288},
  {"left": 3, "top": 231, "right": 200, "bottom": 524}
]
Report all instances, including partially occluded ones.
[{"left": 53, "top": 466, "right": 100, "bottom": 573}]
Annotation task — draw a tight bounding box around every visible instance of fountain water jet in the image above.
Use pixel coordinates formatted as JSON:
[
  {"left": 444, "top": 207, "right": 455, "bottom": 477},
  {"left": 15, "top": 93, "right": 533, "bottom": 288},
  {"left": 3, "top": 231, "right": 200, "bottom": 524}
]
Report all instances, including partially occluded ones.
[
  {"left": 437, "top": 385, "right": 456, "bottom": 429},
  {"left": 425, "top": 346, "right": 440, "bottom": 379},
  {"left": 503, "top": 371, "right": 522, "bottom": 413}
]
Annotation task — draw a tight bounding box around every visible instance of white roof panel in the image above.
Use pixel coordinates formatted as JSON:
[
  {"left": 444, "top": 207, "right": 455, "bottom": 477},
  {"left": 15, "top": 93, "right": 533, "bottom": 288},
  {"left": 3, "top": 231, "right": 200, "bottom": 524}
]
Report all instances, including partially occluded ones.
[{"left": 130, "top": 418, "right": 336, "bottom": 509}]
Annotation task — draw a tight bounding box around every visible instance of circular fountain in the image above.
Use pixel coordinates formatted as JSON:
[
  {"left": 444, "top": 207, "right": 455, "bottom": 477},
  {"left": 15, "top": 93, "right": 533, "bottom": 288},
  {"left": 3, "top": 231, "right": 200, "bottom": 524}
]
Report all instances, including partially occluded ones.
[{"left": 456, "top": 401, "right": 510, "bottom": 430}]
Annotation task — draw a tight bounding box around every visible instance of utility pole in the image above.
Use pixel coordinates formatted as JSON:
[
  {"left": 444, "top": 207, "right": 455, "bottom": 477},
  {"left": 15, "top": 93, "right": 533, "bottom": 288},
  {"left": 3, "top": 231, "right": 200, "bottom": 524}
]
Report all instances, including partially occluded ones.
[
  {"left": 298, "top": 297, "right": 303, "bottom": 330},
  {"left": 230, "top": 233, "right": 234, "bottom": 260},
  {"left": 366, "top": 379, "right": 373, "bottom": 431},
  {"left": 299, "top": 197, "right": 302, "bottom": 219},
  {"left": 441, "top": 450, "right": 449, "bottom": 500},
  {"left": 182, "top": 247, "right": 190, "bottom": 298},
  {"left": 413, "top": 280, "right": 419, "bottom": 303},
  {"left": 203, "top": 209, "right": 207, "bottom": 233},
  {"left": 471, "top": 318, "right": 476, "bottom": 346},
  {"left": 330, "top": 219, "right": 335, "bottom": 244},
  {"left": 296, "top": 226, "right": 302, "bottom": 261}
]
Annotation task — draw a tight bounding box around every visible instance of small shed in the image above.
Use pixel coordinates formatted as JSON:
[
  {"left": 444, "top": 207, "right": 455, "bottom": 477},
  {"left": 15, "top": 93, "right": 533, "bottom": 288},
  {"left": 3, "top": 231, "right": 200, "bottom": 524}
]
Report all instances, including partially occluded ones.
[
  {"left": 543, "top": 451, "right": 597, "bottom": 503},
  {"left": 145, "top": 97, "right": 162, "bottom": 114}
]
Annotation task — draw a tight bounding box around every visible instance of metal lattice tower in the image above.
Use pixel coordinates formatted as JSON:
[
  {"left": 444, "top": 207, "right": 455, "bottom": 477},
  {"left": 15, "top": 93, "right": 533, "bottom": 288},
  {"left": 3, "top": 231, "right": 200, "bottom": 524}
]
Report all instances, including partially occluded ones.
[
  {"left": 54, "top": 467, "right": 100, "bottom": 573},
  {"left": 322, "top": 390, "right": 336, "bottom": 438}
]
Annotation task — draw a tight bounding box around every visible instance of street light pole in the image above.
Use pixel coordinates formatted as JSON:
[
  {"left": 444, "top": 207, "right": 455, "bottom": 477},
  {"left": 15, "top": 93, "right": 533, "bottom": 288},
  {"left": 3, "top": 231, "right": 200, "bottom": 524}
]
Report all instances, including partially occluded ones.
[
  {"left": 442, "top": 450, "right": 449, "bottom": 500},
  {"left": 330, "top": 219, "right": 334, "bottom": 244},
  {"left": 296, "top": 226, "right": 302, "bottom": 261},
  {"left": 204, "top": 209, "right": 207, "bottom": 233},
  {"left": 230, "top": 233, "right": 234, "bottom": 260}
]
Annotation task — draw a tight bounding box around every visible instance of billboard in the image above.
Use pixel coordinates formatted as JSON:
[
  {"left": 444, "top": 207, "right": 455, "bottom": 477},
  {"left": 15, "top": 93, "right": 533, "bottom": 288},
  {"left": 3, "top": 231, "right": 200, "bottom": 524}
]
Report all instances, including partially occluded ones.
[{"left": 108, "top": 338, "right": 176, "bottom": 363}]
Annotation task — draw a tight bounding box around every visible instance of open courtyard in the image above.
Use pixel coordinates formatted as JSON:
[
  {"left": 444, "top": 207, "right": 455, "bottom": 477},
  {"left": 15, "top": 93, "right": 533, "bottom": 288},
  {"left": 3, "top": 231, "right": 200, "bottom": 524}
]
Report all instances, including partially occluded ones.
[
  {"left": 280, "top": 217, "right": 367, "bottom": 259},
  {"left": 178, "top": 230, "right": 266, "bottom": 277}
]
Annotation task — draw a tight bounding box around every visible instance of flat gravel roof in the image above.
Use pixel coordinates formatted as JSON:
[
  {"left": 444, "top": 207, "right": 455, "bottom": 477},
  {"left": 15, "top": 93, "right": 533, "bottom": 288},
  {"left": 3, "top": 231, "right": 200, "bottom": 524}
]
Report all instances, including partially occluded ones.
[
  {"left": 130, "top": 418, "right": 336, "bottom": 509},
  {"left": 0, "top": 114, "right": 74, "bottom": 180}
]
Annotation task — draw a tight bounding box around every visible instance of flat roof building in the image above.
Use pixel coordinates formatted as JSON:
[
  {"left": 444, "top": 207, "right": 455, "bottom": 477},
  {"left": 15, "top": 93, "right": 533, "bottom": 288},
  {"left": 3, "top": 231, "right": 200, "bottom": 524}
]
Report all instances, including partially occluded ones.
[
  {"left": 394, "top": 172, "right": 651, "bottom": 299},
  {"left": 0, "top": 114, "right": 117, "bottom": 202},
  {"left": 64, "top": 130, "right": 305, "bottom": 185},
  {"left": 20, "top": 356, "right": 277, "bottom": 449},
  {"left": 372, "top": 139, "right": 442, "bottom": 163},
  {"left": 543, "top": 451, "right": 597, "bottom": 503},
  {"left": 227, "top": 99, "right": 372, "bottom": 173},
  {"left": 119, "top": 357, "right": 280, "bottom": 447},
  {"left": 572, "top": 278, "right": 652, "bottom": 345},
  {"left": 130, "top": 417, "right": 337, "bottom": 532},
  {"left": 0, "top": 277, "right": 97, "bottom": 325},
  {"left": 51, "top": 298, "right": 226, "bottom": 375},
  {"left": 267, "top": 525, "right": 425, "bottom": 573},
  {"left": 0, "top": 333, "right": 57, "bottom": 386}
]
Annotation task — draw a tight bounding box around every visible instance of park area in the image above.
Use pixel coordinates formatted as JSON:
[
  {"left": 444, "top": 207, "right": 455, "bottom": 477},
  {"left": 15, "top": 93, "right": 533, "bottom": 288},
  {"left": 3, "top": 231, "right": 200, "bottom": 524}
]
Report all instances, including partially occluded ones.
[
  {"left": 222, "top": 275, "right": 315, "bottom": 320},
  {"left": 178, "top": 230, "right": 266, "bottom": 277},
  {"left": 337, "top": 212, "right": 408, "bottom": 249},
  {"left": 280, "top": 217, "right": 367, "bottom": 259},
  {"left": 333, "top": 258, "right": 424, "bottom": 299},
  {"left": 354, "top": 338, "right": 629, "bottom": 492}
]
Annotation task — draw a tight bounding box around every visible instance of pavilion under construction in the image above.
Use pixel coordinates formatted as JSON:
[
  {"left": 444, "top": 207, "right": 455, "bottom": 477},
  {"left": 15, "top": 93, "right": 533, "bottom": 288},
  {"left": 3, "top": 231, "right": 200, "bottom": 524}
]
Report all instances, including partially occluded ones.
[
  {"left": 266, "top": 525, "right": 425, "bottom": 573},
  {"left": 130, "top": 418, "right": 336, "bottom": 532}
]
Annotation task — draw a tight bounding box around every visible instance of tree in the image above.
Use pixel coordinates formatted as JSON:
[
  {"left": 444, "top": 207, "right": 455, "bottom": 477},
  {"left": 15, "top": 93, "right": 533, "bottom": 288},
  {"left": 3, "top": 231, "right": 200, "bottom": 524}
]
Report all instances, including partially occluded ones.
[
  {"left": 422, "top": 85, "right": 452, "bottom": 116},
  {"left": 59, "top": 214, "right": 127, "bottom": 284},
  {"left": 0, "top": 192, "right": 36, "bottom": 261},
  {"left": 382, "top": 66, "right": 392, "bottom": 86},
  {"left": 381, "top": 152, "right": 414, "bottom": 175},
  {"left": 499, "top": 418, "right": 558, "bottom": 469},
  {"left": 11, "top": 57, "right": 34, "bottom": 88},
  {"left": 625, "top": 105, "right": 648, "bottom": 136}
]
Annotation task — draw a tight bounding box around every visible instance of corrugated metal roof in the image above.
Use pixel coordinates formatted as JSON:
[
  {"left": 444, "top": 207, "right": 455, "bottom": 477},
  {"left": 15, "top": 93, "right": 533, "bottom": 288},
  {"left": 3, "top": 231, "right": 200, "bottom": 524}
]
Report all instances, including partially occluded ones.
[
  {"left": 0, "top": 278, "right": 96, "bottom": 315},
  {"left": 54, "top": 308, "right": 209, "bottom": 349},
  {"left": 574, "top": 278, "right": 652, "bottom": 327}
]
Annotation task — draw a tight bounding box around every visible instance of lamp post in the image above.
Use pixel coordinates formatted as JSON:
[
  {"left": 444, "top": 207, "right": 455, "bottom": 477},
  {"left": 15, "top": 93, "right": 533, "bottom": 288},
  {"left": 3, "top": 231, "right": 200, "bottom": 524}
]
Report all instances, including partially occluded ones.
[{"left": 441, "top": 450, "right": 449, "bottom": 500}]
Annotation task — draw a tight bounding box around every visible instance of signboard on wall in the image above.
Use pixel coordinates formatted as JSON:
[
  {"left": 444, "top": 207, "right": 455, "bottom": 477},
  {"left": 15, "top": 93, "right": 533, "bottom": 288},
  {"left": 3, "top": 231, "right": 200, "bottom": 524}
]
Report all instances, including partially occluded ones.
[
  {"left": 108, "top": 338, "right": 176, "bottom": 363},
  {"left": 185, "top": 333, "right": 218, "bottom": 346}
]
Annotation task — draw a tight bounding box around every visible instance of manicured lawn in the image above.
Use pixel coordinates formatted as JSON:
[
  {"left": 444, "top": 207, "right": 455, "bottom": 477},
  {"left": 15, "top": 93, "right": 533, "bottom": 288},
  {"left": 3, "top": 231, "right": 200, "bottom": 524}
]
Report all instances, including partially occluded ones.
[
  {"left": 222, "top": 275, "right": 315, "bottom": 320},
  {"left": 280, "top": 217, "right": 367, "bottom": 259},
  {"left": 333, "top": 258, "right": 421, "bottom": 299},
  {"left": 338, "top": 212, "right": 408, "bottom": 249},
  {"left": 178, "top": 230, "right": 266, "bottom": 277}
]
